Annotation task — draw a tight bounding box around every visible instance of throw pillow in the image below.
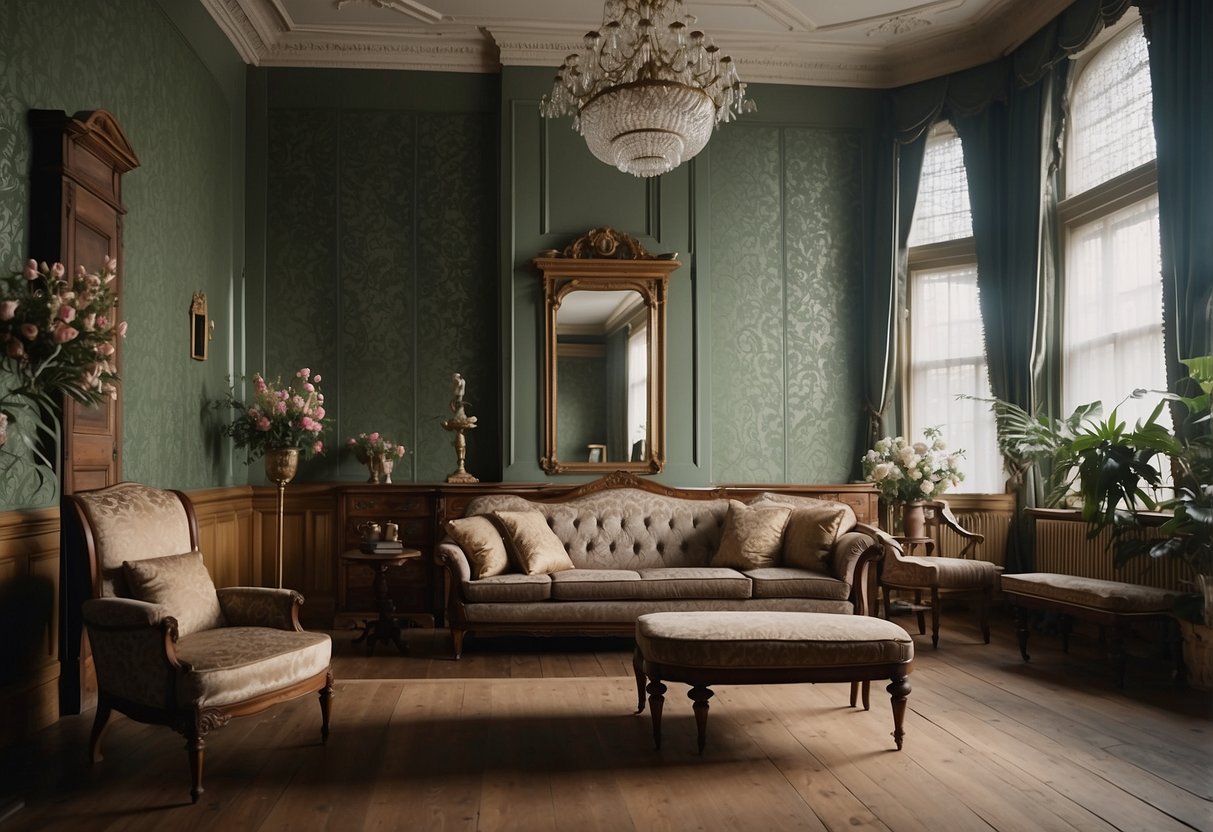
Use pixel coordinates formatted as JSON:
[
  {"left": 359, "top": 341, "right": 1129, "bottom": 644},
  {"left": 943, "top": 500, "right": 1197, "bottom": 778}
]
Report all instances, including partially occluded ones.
[
  {"left": 710, "top": 500, "right": 791, "bottom": 570},
  {"left": 445, "top": 515, "right": 510, "bottom": 579},
  {"left": 749, "top": 493, "right": 855, "bottom": 572},
  {"left": 492, "top": 510, "right": 576, "bottom": 576},
  {"left": 122, "top": 550, "right": 226, "bottom": 637}
]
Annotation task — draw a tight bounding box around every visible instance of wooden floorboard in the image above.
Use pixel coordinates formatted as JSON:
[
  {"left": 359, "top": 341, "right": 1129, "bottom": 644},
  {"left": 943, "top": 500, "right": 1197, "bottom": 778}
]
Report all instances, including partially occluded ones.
[{"left": 2, "top": 609, "right": 1209, "bottom": 831}]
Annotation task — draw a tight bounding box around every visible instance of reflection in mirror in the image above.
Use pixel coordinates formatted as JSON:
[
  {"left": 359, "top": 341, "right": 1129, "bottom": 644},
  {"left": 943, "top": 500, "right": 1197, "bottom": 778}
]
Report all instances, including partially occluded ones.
[
  {"left": 534, "top": 227, "right": 680, "bottom": 474},
  {"left": 556, "top": 290, "right": 648, "bottom": 464}
]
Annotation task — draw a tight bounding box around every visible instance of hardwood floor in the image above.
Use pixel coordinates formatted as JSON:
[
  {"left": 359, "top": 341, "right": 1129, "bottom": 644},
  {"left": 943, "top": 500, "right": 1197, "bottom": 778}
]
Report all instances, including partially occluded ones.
[{"left": 1, "top": 608, "right": 1210, "bottom": 831}]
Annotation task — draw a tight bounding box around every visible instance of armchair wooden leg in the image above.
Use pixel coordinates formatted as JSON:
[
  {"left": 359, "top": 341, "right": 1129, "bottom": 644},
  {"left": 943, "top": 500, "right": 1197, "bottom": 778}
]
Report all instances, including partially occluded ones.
[
  {"left": 319, "top": 670, "right": 334, "bottom": 742},
  {"left": 914, "top": 591, "right": 926, "bottom": 635},
  {"left": 930, "top": 588, "right": 941, "bottom": 648},
  {"left": 979, "top": 585, "right": 992, "bottom": 644},
  {"left": 89, "top": 697, "right": 112, "bottom": 764},
  {"left": 186, "top": 733, "right": 205, "bottom": 804},
  {"left": 1014, "top": 604, "right": 1031, "bottom": 662}
]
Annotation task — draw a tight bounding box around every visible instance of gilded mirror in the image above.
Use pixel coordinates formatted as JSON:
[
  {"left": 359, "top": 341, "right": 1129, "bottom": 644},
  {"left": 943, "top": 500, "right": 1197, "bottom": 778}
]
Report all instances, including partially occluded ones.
[{"left": 534, "top": 228, "right": 680, "bottom": 474}]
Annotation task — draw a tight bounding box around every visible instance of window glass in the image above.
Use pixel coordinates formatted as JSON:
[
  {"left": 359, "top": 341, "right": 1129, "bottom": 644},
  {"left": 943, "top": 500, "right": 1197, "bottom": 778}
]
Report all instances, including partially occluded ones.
[
  {"left": 908, "top": 126, "right": 973, "bottom": 247},
  {"left": 1066, "top": 23, "right": 1155, "bottom": 196}
]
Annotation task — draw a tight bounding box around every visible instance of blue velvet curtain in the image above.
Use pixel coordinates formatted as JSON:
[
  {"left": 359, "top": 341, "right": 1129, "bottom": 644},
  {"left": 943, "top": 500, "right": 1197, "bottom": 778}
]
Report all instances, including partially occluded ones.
[{"left": 1140, "top": 0, "right": 1213, "bottom": 439}]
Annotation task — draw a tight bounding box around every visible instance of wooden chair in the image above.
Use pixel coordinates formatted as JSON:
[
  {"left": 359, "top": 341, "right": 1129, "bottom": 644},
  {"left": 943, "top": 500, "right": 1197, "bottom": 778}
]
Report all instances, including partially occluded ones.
[
  {"left": 64, "top": 482, "right": 334, "bottom": 803},
  {"left": 878, "top": 500, "right": 1002, "bottom": 647}
]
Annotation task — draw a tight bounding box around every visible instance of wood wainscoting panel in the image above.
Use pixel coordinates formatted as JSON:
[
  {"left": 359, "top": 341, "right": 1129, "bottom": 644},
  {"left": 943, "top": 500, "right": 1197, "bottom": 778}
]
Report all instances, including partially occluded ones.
[
  {"left": 187, "top": 485, "right": 254, "bottom": 589},
  {"left": 0, "top": 506, "right": 61, "bottom": 746},
  {"left": 252, "top": 485, "right": 339, "bottom": 627}
]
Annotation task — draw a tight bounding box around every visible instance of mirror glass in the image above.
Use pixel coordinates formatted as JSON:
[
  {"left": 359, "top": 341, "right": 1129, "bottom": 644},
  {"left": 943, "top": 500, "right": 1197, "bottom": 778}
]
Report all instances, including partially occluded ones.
[{"left": 555, "top": 289, "right": 649, "bottom": 465}]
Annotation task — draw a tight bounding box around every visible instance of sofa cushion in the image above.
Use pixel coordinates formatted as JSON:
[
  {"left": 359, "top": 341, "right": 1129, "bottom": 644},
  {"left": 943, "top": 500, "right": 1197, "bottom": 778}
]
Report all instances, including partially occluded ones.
[
  {"left": 745, "top": 567, "right": 852, "bottom": 601},
  {"left": 462, "top": 573, "right": 553, "bottom": 603},
  {"left": 711, "top": 501, "right": 791, "bottom": 570},
  {"left": 445, "top": 515, "right": 510, "bottom": 579},
  {"left": 551, "top": 567, "right": 752, "bottom": 601},
  {"left": 122, "top": 551, "right": 226, "bottom": 638},
  {"left": 493, "top": 510, "right": 576, "bottom": 575}
]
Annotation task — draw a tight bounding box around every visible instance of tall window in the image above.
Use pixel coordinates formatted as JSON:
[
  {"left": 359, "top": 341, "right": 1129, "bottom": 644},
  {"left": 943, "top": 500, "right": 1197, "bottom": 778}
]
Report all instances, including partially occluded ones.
[
  {"left": 906, "top": 123, "right": 1002, "bottom": 493},
  {"left": 1061, "top": 19, "right": 1166, "bottom": 431}
]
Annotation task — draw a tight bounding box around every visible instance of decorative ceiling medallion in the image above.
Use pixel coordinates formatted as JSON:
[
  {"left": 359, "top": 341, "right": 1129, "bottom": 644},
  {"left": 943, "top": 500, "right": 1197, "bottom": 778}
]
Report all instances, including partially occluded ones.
[{"left": 867, "top": 14, "right": 933, "bottom": 37}]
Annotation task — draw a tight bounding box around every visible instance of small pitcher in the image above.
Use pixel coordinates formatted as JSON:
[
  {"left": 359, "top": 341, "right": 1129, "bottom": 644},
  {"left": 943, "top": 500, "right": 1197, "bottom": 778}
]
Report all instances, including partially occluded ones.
[{"left": 384, "top": 521, "right": 399, "bottom": 542}]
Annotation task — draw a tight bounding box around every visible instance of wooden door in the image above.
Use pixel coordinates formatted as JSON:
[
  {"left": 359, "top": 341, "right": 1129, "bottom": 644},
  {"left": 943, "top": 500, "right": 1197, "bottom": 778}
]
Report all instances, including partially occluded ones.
[{"left": 28, "top": 109, "right": 138, "bottom": 714}]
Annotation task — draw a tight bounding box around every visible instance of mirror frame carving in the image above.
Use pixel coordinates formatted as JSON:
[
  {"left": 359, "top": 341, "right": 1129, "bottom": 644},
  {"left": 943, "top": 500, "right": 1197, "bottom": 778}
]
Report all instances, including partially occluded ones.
[{"left": 534, "top": 228, "right": 681, "bottom": 475}]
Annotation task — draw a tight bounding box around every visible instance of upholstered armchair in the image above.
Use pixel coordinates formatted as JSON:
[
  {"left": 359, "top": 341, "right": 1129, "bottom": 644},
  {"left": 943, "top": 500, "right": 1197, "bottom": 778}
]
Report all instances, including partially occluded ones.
[
  {"left": 64, "top": 482, "right": 334, "bottom": 803},
  {"left": 876, "top": 500, "right": 1002, "bottom": 647}
]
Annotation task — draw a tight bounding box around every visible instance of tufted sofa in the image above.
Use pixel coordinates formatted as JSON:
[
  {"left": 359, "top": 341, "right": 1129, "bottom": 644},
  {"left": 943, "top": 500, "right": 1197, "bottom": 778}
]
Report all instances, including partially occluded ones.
[{"left": 435, "top": 474, "right": 884, "bottom": 658}]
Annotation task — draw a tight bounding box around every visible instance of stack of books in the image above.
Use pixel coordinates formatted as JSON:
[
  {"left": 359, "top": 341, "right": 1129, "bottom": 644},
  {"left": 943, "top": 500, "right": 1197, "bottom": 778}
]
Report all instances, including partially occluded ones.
[{"left": 359, "top": 539, "right": 405, "bottom": 554}]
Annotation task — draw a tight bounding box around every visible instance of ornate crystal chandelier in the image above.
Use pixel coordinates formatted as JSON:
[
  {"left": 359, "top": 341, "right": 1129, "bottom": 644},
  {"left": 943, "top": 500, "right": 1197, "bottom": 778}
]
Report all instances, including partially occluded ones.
[{"left": 541, "top": 0, "right": 756, "bottom": 178}]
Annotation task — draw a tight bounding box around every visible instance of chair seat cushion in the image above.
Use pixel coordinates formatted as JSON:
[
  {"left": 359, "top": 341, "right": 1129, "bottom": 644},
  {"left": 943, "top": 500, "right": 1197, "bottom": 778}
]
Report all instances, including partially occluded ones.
[
  {"left": 1000, "top": 573, "right": 1178, "bottom": 613},
  {"left": 174, "top": 627, "right": 331, "bottom": 709},
  {"left": 885, "top": 556, "right": 1002, "bottom": 589},
  {"left": 636, "top": 611, "right": 913, "bottom": 669}
]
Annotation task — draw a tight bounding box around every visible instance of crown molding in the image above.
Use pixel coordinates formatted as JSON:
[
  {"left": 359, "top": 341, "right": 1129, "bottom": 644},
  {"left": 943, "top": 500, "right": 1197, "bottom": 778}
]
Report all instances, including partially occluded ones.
[{"left": 201, "top": 0, "right": 1078, "bottom": 88}]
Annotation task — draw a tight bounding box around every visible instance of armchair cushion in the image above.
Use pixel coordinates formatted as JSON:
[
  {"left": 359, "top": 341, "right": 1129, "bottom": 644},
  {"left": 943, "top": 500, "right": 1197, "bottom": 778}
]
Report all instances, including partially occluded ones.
[
  {"left": 445, "top": 515, "right": 510, "bottom": 579},
  {"left": 493, "top": 510, "right": 576, "bottom": 576},
  {"left": 174, "top": 627, "right": 331, "bottom": 709},
  {"left": 711, "top": 501, "right": 790, "bottom": 570},
  {"left": 123, "top": 551, "right": 225, "bottom": 637}
]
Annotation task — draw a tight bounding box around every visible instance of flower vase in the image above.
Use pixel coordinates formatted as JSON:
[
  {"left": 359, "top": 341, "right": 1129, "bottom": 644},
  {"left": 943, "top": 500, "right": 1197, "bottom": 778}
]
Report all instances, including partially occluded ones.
[
  {"left": 263, "top": 447, "right": 300, "bottom": 484},
  {"left": 899, "top": 502, "right": 927, "bottom": 539},
  {"left": 374, "top": 453, "right": 394, "bottom": 485}
]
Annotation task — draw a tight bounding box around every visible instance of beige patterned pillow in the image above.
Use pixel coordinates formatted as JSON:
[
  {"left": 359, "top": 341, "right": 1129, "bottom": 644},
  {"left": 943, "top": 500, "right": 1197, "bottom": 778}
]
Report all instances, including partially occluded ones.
[
  {"left": 777, "top": 502, "right": 848, "bottom": 572},
  {"left": 446, "top": 515, "right": 510, "bottom": 579},
  {"left": 493, "top": 510, "right": 576, "bottom": 576},
  {"left": 122, "top": 550, "right": 226, "bottom": 637},
  {"left": 711, "top": 500, "right": 791, "bottom": 570}
]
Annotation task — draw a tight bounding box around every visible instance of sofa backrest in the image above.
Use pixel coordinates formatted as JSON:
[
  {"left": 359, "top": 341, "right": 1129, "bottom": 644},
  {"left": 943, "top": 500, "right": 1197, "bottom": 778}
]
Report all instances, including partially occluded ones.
[{"left": 462, "top": 488, "right": 731, "bottom": 570}]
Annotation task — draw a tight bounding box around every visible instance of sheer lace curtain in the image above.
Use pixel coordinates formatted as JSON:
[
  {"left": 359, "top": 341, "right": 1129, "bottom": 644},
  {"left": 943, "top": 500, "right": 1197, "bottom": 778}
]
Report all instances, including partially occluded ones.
[
  {"left": 1061, "top": 20, "right": 1168, "bottom": 432},
  {"left": 907, "top": 124, "right": 1002, "bottom": 494}
]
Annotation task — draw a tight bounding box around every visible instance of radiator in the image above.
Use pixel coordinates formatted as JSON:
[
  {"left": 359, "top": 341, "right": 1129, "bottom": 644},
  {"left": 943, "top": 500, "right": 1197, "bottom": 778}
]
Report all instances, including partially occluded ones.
[{"left": 1033, "top": 517, "right": 1190, "bottom": 592}]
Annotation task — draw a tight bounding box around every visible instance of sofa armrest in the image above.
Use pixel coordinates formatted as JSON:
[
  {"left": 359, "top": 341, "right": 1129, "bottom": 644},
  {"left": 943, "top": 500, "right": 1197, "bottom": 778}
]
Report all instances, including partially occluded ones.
[
  {"left": 436, "top": 539, "right": 473, "bottom": 585},
  {"left": 216, "top": 587, "right": 304, "bottom": 631},
  {"left": 833, "top": 526, "right": 887, "bottom": 616},
  {"left": 82, "top": 597, "right": 181, "bottom": 708}
]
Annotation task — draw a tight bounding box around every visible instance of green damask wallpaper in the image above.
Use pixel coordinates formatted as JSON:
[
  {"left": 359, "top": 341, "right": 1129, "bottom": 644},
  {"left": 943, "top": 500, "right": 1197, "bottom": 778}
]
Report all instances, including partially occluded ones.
[
  {"left": 0, "top": 0, "right": 244, "bottom": 508},
  {"left": 709, "top": 124, "right": 865, "bottom": 483},
  {"left": 260, "top": 99, "right": 496, "bottom": 483}
]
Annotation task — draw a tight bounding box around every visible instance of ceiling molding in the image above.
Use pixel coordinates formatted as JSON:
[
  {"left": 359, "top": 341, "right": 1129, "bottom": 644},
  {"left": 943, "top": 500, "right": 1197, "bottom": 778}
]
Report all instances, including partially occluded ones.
[{"left": 202, "top": 0, "right": 1078, "bottom": 87}]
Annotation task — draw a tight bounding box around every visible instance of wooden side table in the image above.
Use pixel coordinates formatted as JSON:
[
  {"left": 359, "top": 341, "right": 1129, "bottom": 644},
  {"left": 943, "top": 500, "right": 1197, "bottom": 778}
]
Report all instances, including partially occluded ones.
[{"left": 339, "top": 548, "right": 421, "bottom": 655}]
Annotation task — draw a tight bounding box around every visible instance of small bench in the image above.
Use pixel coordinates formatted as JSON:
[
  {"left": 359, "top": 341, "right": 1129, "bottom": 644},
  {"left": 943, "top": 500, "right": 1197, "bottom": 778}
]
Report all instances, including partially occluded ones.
[
  {"left": 1000, "top": 573, "right": 1183, "bottom": 687},
  {"left": 632, "top": 611, "right": 914, "bottom": 753}
]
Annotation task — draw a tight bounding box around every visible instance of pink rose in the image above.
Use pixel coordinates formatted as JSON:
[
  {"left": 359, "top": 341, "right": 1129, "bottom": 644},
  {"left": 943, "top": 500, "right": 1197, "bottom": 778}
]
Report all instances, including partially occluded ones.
[
  {"left": 57, "top": 305, "right": 76, "bottom": 323},
  {"left": 346, "top": 437, "right": 356, "bottom": 447},
  {"left": 53, "top": 325, "right": 78, "bottom": 344},
  {"left": 23, "top": 260, "right": 38, "bottom": 280},
  {"left": 50, "top": 262, "right": 65, "bottom": 280},
  {"left": 6, "top": 338, "right": 24, "bottom": 359},
  {"left": 254, "top": 375, "right": 268, "bottom": 392},
  {"left": 313, "top": 374, "right": 322, "bottom": 382},
  {"left": 369, "top": 432, "right": 380, "bottom": 442},
  {"left": 304, "top": 382, "right": 314, "bottom": 392},
  {"left": 0, "top": 300, "right": 17, "bottom": 320},
  {"left": 256, "top": 416, "right": 271, "bottom": 431},
  {"left": 97, "top": 342, "right": 115, "bottom": 356},
  {"left": 313, "top": 440, "right": 324, "bottom": 454},
  {"left": 298, "top": 367, "right": 310, "bottom": 378},
  {"left": 314, "top": 406, "right": 325, "bottom": 419},
  {"left": 274, "top": 401, "right": 287, "bottom": 415},
  {"left": 20, "top": 323, "right": 37, "bottom": 340},
  {"left": 395, "top": 445, "right": 406, "bottom": 458}
]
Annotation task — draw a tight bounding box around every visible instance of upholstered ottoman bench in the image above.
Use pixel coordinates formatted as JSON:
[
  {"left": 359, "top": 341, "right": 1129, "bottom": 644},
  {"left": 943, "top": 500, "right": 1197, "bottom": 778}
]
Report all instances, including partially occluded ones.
[
  {"left": 632, "top": 611, "right": 914, "bottom": 753},
  {"left": 1000, "top": 573, "right": 1183, "bottom": 687}
]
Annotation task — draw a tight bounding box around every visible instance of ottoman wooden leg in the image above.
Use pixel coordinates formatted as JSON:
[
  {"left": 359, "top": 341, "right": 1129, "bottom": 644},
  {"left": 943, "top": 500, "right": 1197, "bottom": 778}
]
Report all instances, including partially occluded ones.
[
  {"left": 979, "top": 585, "right": 992, "bottom": 644},
  {"left": 688, "top": 685, "right": 714, "bottom": 754},
  {"left": 647, "top": 678, "right": 667, "bottom": 750},
  {"left": 887, "top": 670, "right": 912, "bottom": 751},
  {"left": 632, "top": 648, "right": 646, "bottom": 714}
]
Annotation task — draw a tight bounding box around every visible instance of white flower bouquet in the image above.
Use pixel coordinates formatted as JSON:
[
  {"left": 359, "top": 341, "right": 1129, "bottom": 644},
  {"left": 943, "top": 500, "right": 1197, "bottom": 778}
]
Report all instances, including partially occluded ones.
[{"left": 862, "top": 426, "right": 965, "bottom": 503}]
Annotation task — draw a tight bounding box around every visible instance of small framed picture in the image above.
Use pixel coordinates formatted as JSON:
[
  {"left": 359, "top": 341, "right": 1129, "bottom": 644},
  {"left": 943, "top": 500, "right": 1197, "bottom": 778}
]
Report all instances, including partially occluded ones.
[{"left": 587, "top": 443, "right": 606, "bottom": 463}]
